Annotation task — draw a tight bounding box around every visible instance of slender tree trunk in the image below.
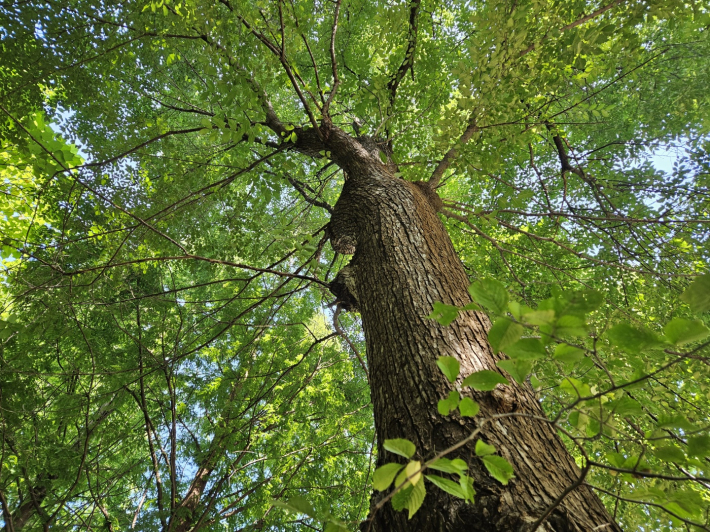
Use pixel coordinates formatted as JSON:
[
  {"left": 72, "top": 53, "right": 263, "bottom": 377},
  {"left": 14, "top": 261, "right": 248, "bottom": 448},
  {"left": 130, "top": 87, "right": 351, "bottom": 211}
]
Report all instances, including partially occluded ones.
[{"left": 325, "top": 128, "right": 620, "bottom": 532}]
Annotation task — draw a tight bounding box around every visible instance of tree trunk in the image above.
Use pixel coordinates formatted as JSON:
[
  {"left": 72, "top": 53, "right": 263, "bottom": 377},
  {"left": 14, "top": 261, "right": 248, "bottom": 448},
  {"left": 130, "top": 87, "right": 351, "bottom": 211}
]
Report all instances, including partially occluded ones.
[{"left": 325, "top": 128, "right": 620, "bottom": 532}]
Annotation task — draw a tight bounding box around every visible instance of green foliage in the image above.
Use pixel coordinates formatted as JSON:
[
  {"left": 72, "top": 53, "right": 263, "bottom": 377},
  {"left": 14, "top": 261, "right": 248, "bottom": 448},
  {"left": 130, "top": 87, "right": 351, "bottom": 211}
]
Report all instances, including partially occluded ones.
[
  {"left": 437, "top": 390, "right": 461, "bottom": 416},
  {"left": 474, "top": 440, "right": 497, "bottom": 457},
  {"left": 2, "top": 0, "right": 709, "bottom": 528},
  {"left": 663, "top": 318, "right": 710, "bottom": 346},
  {"left": 425, "top": 474, "right": 474, "bottom": 502},
  {"left": 680, "top": 275, "right": 710, "bottom": 313},
  {"left": 487, "top": 317, "right": 524, "bottom": 353},
  {"left": 458, "top": 397, "right": 480, "bottom": 417},
  {"left": 481, "top": 455, "right": 516, "bottom": 486},
  {"left": 427, "top": 301, "right": 460, "bottom": 326},
  {"left": 431, "top": 272, "right": 710, "bottom": 528},
  {"left": 373, "top": 463, "right": 404, "bottom": 491},
  {"left": 436, "top": 356, "right": 460, "bottom": 383},
  {"left": 383, "top": 439, "right": 417, "bottom": 459},
  {"left": 468, "top": 278, "right": 508, "bottom": 314},
  {"left": 375, "top": 446, "right": 478, "bottom": 518},
  {"left": 462, "top": 370, "right": 510, "bottom": 391}
]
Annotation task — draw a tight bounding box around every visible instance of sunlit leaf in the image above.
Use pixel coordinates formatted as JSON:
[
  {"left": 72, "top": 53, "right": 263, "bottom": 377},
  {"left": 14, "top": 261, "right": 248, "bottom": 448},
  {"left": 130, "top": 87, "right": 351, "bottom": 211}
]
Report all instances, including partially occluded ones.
[{"left": 462, "top": 370, "right": 509, "bottom": 391}]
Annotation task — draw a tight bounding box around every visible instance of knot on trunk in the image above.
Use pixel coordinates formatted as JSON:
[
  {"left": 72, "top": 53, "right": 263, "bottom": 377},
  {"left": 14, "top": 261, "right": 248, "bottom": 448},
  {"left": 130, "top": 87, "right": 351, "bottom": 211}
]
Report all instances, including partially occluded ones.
[
  {"left": 329, "top": 264, "right": 359, "bottom": 312},
  {"left": 330, "top": 233, "right": 357, "bottom": 255}
]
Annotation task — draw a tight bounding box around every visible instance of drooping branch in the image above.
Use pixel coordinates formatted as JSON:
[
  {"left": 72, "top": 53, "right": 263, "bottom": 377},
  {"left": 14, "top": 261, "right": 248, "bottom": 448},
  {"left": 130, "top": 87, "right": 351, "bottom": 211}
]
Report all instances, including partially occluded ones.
[
  {"left": 45, "top": 254, "right": 331, "bottom": 288},
  {"left": 439, "top": 207, "right": 695, "bottom": 279},
  {"left": 386, "top": 0, "right": 421, "bottom": 110},
  {"left": 288, "top": 0, "right": 326, "bottom": 106},
  {"left": 322, "top": 0, "right": 343, "bottom": 118}
]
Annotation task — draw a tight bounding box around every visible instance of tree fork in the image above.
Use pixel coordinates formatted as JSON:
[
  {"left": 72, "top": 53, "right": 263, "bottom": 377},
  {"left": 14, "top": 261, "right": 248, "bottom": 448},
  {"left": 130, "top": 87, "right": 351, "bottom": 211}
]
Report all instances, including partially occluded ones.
[{"left": 324, "top": 127, "right": 620, "bottom": 532}]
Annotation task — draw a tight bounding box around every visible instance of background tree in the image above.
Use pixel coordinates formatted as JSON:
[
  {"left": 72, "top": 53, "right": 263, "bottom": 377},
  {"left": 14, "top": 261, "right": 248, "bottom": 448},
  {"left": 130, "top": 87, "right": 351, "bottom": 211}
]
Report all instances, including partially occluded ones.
[{"left": 1, "top": 0, "right": 709, "bottom": 531}]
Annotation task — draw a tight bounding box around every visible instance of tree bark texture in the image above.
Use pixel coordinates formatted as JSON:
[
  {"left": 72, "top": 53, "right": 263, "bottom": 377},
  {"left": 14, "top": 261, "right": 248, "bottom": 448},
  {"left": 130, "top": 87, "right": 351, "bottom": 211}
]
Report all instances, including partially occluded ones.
[{"left": 324, "top": 128, "right": 620, "bottom": 532}]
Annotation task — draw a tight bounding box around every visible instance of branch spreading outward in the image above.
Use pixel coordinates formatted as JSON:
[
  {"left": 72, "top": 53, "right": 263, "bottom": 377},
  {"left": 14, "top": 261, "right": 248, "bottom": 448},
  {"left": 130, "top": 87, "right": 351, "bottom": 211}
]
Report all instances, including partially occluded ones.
[
  {"left": 425, "top": 0, "right": 629, "bottom": 190},
  {"left": 427, "top": 120, "right": 479, "bottom": 188}
]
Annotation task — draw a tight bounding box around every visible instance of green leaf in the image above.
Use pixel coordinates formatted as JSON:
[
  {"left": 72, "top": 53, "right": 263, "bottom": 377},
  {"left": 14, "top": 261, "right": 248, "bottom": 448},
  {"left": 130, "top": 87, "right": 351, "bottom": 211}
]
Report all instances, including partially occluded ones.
[
  {"left": 657, "top": 414, "right": 697, "bottom": 431},
  {"left": 680, "top": 275, "right": 710, "bottom": 312},
  {"left": 459, "top": 475, "right": 476, "bottom": 503},
  {"left": 373, "top": 463, "right": 404, "bottom": 491},
  {"left": 488, "top": 318, "right": 524, "bottom": 353},
  {"left": 458, "top": 397, "right": 480, "bottom": 417},
  {"left": 663, "top": 318, "right": 710, "bottom": 345},
  {"left": 391, "top": 473, "right": 426, "bottom": 518},
  {"left": 475, "top": 440, "right": 496, "bottom": 456},
  {"left": 324, "top": 522, "right": 349, "bottom": 532},
  {"left": 562, "top": 290, "right": 603, "bottom": 315},
  {"left": 608, "top": 395, "right": 643, "bottom": 417},
  {"left": 687, "top": 435, "right": 710, "bottom": 458},
  {"left": 606, "top": 452, "right": 626, "bottom": 468},
  {"left": 436, "top": 356, "right": 460, "bottom": 383},
  {"left": 482, "top": 455, "right": 515, "bottom": 485},
  {"left": 425, "top": 474, "right": 469, "bottom": 499},
  {"left": 554, "top": 315, "right": 587, "bottom": 337},
  {"left": 462, "top": 370, "right": 509, "bottom": 391},
  {"left": 391, "top": 484, "right": 413, "bottom": 511},
  {"left": 273, "top": 495, "right": 318, "bottom": 518},
  {"left": 406, "top": 474, "right": 426, "bottom": 518},
  {"left": 505, "top": 338, "right": 545, "bottom": 360},
  {"left": 520, "top": 309, "right": 555, "bottom": 326},
  {"left": 395, "top": 460, "right": 422, "bottom": 488},
  {"left": 468, "top": 278, "right": 508, "bottom": 314},
  {"left": 496, "top": 359, "right": 533, "bottom": 384},
  {"left": 384, "top": 439, "right": 416, "bottom": 459},
  {"left": 663, "top": 489, "right": 705, "bottom": 519},
  {"left": 606, "top": 323, "right": 664, "bottom": 353},
  {"left": 437, "top": 390, "right": 460, "bottom": 416},
  {"left": 428, "top": 458, "right": 468, "bottom": 474},
  {"left": 559, "top": 377, "right": 591, "bottom": 398},
  {"left": 654, "top": 445, "right": 686, "bottom": 463},
  {"left": 427, "top": 302, "right": 459, "bottom": 326},
  {"left": 450, "top": 458, "right": 468, "bottom": 471},
  {"left": 620, "top": 454, "right": 650, "bottom": 475},
  {"left": 553, "top": 344, "right": 585, "bottom": 367}
]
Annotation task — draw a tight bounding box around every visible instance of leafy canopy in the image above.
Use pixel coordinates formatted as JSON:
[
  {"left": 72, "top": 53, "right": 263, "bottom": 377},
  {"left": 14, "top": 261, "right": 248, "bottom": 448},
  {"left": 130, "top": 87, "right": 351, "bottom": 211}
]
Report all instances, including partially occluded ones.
[{"left": 1, "top": 0, "right": 710, "bottom": 529}]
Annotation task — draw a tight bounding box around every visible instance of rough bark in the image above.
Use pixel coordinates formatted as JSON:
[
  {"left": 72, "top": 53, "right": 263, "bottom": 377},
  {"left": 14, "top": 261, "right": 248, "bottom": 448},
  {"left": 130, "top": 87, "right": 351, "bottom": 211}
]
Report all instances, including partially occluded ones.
[{"left": 323, "top": 126, "right": 620, "bottom": 532}]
